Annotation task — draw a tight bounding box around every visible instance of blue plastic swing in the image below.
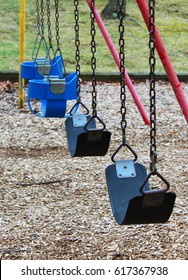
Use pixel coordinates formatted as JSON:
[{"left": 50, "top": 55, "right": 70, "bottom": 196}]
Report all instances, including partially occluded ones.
[
  {"left": 22, "top": 0, "right": 79, "bottom": 118},
  {"left": 20, "top": 32, "right": 63, "bottom": 88},
  {"left": 23, "top": 41, "right": 78, "bottom": 118},
  {"left": 21, "top": 55, "right": 63, "bottom": 81},
  {"left": 28, "top": 71, "right": 78, "bottom": 118}
]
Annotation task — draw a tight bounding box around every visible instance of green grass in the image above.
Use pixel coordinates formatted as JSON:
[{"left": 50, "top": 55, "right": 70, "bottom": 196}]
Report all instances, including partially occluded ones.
[{"left": 0, "top": 0, "right": 188, "bottom": 73}]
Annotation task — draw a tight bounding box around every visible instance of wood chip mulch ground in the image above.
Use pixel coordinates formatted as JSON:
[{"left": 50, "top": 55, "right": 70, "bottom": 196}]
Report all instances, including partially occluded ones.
[{"left": 0, "top": 80, "right": 187, "bottom": 260}]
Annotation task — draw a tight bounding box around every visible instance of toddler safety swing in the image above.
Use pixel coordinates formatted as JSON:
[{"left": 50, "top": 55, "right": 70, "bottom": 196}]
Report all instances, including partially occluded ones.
[
  {"left": 21, "top": 0, "right": 63, "bottom": 83},
  {"left": 105, "top": 0, "right": 176, "bottom": 225},
  {"left": 27, "top": 0, "right": 78, "bottom": 118},
  {"left": 65, "top": 0, "right": 111, "bottom": 157}
]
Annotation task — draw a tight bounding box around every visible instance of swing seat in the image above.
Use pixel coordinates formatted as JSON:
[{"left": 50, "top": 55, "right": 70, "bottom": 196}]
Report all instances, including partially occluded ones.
[
  {"left": 20, "top": 55, "right": 63, "bottom": 81},
  {"left": 105, "top": 162, "right": 176, "bottom": 225},
  {"left": 65, "top": 114, "right": 111, "bottom": 157},
  {"left": 28, "top": 72, "right": 78, "bottom": 118}
]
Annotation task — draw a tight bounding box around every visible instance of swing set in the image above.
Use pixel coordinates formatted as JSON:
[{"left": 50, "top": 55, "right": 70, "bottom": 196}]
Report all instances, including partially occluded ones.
[
  {"left": 21, "top": 0, "right": 78, "bottom": 118},
  {"left": 19, "top": 0, "right": 186, "bottom": 225}
]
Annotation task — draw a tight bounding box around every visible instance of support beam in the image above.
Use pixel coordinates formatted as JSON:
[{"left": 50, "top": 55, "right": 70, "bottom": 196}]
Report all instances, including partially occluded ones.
[{"left": 136, "top": 0, "right": 188, "bottom": 124}]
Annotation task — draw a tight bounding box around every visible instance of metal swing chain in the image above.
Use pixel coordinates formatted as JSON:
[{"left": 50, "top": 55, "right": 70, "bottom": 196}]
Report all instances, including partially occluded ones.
[
  {"left": 46, "top": 0, "right": 53, "bottom": 49},
  {"left": 118, "top": 0, "right": 127, "bottom": 145},
  {"left": 54, "top": 0, "right": 66, "bottom": 77},
  {"left": 149, "top": 0, "right": 157, "bottom": 172},
  {"left": 40, "top": 0, "right": 45, "bottom": 39},
  {"left": 54, "top": 0, "right": 61, "bottom": 50},
  {"left": 140, "top": 1, "right": 172, "bottom": 194},
  {"left": 90, "top": 0, "right": 97, "bottom": 116},
  {"left": 111, "top": 0, "right": 138, "bottom": 162},
  {"left": 74, "top": 0, "right": 81, "bottom": 101},
  {"left": 33, "top": 0, "right": 47, "bottom": 61},
  {"left": 36, "top": 0, "right": 41, "bottom": 35}
]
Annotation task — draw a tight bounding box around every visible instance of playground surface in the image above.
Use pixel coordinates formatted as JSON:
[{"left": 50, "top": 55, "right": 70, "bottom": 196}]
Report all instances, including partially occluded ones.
[{"left": 0, "top": 80, "right": 187, "bottom": 260}]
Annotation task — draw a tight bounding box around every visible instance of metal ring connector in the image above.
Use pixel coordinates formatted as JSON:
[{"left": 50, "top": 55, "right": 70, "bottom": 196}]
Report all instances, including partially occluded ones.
[
  {"left": 140, "top": 170, "right": 170, "bottom": 195},
  {"left": 111, "top": 142, "right": 138, "bottom": 163}
]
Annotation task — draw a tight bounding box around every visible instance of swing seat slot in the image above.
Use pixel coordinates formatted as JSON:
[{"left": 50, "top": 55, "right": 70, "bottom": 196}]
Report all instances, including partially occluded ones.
[
  {"left": 27, "top": 72, "right": 78, "bottom": 118},
  {"left": 65, "top": 115, "right": 111, "bottom": 157},
  {"left": 20, "top": 55, "right": 63, "bottom": 81},
  {"left": 105, "top": 162, "right": 176, "bottom": 225}
]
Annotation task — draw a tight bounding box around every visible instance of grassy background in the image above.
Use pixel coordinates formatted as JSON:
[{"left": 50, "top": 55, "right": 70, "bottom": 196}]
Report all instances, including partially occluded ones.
[{"left": 0, "top": 0, "right": 188, "bottom": 73}]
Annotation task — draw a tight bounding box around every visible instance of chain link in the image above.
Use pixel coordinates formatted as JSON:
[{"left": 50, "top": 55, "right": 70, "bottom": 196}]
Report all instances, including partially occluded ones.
[
  {"left": 74, "top": 0, "right": 81, "bottom": 100},
  {"left": 90, "top": 0, "right": 97, "bottom": 116},
  {"left": 149, "top": 0, "right": 157, "bottom": 171},
  {"left": 118, "top": 0, "right": 127, "bottom": 145}
]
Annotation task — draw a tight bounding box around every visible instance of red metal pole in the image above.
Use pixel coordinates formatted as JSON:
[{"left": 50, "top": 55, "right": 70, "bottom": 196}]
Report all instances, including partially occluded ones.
[
  {"left": 136, "top": 0, "right": 188, "bottom": 124},
  {"left": 86, "top": 0, "right": 150, "bottom": 126}
]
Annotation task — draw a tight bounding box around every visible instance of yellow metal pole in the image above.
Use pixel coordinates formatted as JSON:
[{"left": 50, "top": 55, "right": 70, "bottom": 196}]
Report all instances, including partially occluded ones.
[{"left": 19, "top": 0, "right": 26, "bottom": 109}]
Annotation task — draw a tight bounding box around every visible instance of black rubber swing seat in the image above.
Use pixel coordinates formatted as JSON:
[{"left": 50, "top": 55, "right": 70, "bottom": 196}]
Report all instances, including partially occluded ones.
[
  {"left": 105, "top": 162, "right": 176, "bottom": 225},
  {"left": 65, "top": 114, "right": 111, "bottom": 157}
]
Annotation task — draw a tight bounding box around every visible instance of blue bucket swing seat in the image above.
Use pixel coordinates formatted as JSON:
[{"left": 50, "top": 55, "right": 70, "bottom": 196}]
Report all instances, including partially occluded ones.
[
  {"left": 27, "top": 48, "right": 78, "bottom": 118},
  {"left": 20, "top": 34, "right": 63, "bottom": 90},
  {"left": 28, "top": 69, "right": 78, "bottom": 118},
  {"left": 25, "top": 0, "right": 78, "bottom": 118},
  {"left": 21, "top": 54, "right": 63, "bottom": 81},
  {"left": 21, "top": 47, "right": 77, "bottom": 118}
]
